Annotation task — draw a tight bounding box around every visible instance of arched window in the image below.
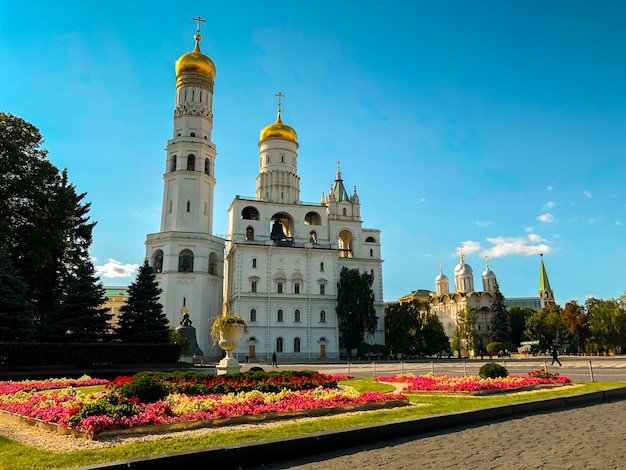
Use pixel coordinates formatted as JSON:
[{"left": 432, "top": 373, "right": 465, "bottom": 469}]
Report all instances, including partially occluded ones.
[
  {"left": 252, "top": 258, "right": 257, "bottom": 268},
  {"left": 294, "top": 337, "right": 301, "bottom": 353},
  {"left": 153, "top": 250, "right": 164, "bottom": 273},
  {"left": 178, "top": 249, "right": 194, "bottom": 272},
  {"left": 365, "top": 236, "right": 377, "bottom": 243},
  {"left": 204, "top": 158, "right": 210, "bottom": 175},
  {"left": 277, "top": 309, "right": 284, "bottom": 322},
  {"left": 242, "top": 206, "right": 260, "bottom": 220},
  {"left": 208, "top": 252, "right": 217, "bottom": 275},
  {"left": 320, "top": 310, "right": 326, "bottom": 323},
  {"left": 246, "top": 226, "right": 255, "bottom": 241},
  {"left": 342, "top": 208, "right": 347, "bottom": 216},
  {"left": 338, "top": 230, "right": 353, "bottom": 258},
  {"left": 170, "top": 156, "right": 177, "bottom": 171},
  {"left": 370, "top": 248, "right": 373, "bottom": 257},
  {"left": 320, "top": 262, "right": 324, "bottom": 271},
  {"left": 305, "top": 211, "right": 322, "bottom": 225},
  {"left": 187, "top": 155, "right": 195, "bottom": 171},
  {"left": 276, "top": 337, "right": 283, "bottom": 353},
  {"left": 250, "top": 309, "right": 257, "bottom": 322},
  {"left": 294, "top": 309, "right": 301, "bottom": 323}
]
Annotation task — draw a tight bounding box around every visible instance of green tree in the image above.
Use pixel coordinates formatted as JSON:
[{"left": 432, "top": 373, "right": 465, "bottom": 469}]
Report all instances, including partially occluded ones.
[
  {"left": 336, "top": 267, "right": 377, "bottom": 360},
  {"left": 0, "top": 113, "right": 85, "bottom": 335},
  {"left": 489, "top": 279, "right": 510, "bottom": 343},
  {"left": 422, "top": 314, "right": 450, "bottom": 357},
  {"left": 507, "top": 306, "right": 534, "bottom": 347},
  {"left": 384, "top": 301, "right": 421, "bottom": 357},
  {"left": 117, "top": 261, "right": 169, "bottom": 343},
  {"left": 561, "top": 301, "right": 591, "bottom": 353},
  {"left": 0, "top": 252, "right": 34, "bottom": 341},
  {"left": 586, "top": 297, "right": 626, "bottom": 354},
  {"left": 457, "top": 308, "right": 480, "bottom": 352},
  {"left": 524, "top": 304, "right": 564, "bottom": 351}
]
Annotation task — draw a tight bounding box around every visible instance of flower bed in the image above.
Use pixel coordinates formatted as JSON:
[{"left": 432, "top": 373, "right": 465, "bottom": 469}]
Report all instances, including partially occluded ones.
[
  {"left": 0, "top": 375, "right": 109, "bottom": 395},
  {"left": 376, "top": 369, "right": 571, "bottom": 394},
  {"left": 0, "top": 371, "right": 406, "bottom": 439}
]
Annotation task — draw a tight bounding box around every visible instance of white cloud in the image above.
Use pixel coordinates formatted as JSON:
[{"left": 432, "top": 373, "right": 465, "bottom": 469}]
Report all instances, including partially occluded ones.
[
  {"left": 96, "top": 259, "right": 140, "bottom": 279},
  {"left": 616, "top": 221, "right": 623, "bottom": 226},
  {"left": 524, "top": 227, "right": 534, "bottom": 233},
  {"left": 474, "top": 221, "right": 493, "bottom": 227},
  {"left": 583, "top": 190, "right": 592, "bottom": 198},
  {"left": 453, "top": 240, "right": 482, "bottom": 257},
  {"left": 588, "top": 216, "right": 600, "bottom": 224},
  {"left": 547, "top": 186, "right": 553, "bottom": 191},
  {"left": 543, "top": 201, "right": 555, "bottom": 209},
  {"left": 527, "top": 233, "right": 546, "bottom": 243},
  {"left": 537, "top": 213, "right": 554, "bottom": 223},
  {"left": 481, "top": 235, "right": 552, "bottom": 258},
  {"left": 419, "top": 197, "right": 426, "bottom": 202}
]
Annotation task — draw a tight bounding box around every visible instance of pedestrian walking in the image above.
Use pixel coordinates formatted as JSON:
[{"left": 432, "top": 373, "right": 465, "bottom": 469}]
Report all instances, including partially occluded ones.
[
  {"left": 272, "top": 352, "right": 278, "bottom": 367},
  {"left": 551, "top": 346, "right": 562, "bottom": 366}
]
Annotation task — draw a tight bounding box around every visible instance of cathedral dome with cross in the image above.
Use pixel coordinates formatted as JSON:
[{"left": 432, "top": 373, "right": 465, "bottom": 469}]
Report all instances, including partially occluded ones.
[
  {"left": 260, "top": 93, "right": 298, "bottom": 143},
  {"left": 175, "top": 17, "right": 216, "bottom": 79}
]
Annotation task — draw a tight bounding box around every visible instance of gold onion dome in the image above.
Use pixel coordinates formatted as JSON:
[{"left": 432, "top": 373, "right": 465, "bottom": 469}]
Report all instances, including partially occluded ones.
[
  {"left": 260, "top": 110, "right": 298, "bottom": 142},
  {"left": 175, "top": 33, "right": 216, "bottom": 78}
]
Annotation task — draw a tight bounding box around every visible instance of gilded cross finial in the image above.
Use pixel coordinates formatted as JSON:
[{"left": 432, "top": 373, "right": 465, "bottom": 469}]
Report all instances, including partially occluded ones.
[
  {"left": 275, "top": 92, "right": 285, "bottom": 112},
  {"left": 192, "top": 16, "right": 206, "bottom": 34},
  {"left": 439, "top": 260, "right": 443, "bottom": 274},
  {"left": 458, "top": 244, "right": 465, "bottom": 264},
  {"left": 485, "top": 255, "right": 490, "bottom": 269}
]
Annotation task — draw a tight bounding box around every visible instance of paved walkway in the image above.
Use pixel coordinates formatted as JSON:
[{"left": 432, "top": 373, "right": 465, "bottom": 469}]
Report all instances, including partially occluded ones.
[{"left": 251, "top": 400, "right": 626, "bottom": 469}]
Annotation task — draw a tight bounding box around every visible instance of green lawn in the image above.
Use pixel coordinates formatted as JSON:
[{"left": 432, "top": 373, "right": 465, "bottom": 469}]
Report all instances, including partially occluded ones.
[{"left": 0, "top": 381, "right": 623, "bottom": 470}]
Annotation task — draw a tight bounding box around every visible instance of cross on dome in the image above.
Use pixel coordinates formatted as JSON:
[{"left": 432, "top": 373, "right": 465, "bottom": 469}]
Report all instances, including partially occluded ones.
[{"left": 192, "top": 16, "right": 206, "bottom": 34}]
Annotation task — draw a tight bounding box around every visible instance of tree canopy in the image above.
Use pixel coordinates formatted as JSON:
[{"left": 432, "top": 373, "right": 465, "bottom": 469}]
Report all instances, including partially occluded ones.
[
  {"left": 336, "top": 267, "right": 377, "bottom": 360},
  {"left": 0, "top": 112, "right": 106, "bottom": 341}
]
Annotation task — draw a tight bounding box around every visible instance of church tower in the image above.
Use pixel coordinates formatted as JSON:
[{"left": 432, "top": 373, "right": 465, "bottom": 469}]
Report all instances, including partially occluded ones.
[
  {"left": 145, "top": 18, "right": 225, "bottom": 356},
  {"left": 453, "top": 246, "right": 474, "bottom": 293},
  {"left": 538, "top": 253, "right": 555, "bottom": 308}
]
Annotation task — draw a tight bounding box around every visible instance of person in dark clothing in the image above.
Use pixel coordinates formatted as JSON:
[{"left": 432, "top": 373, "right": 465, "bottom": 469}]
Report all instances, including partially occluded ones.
[
  {"left": 272, "top": 352, "right": 278, "bottom": 367},
  {"left": 551, "top": 347, "right": 562, "bottom": 366}
]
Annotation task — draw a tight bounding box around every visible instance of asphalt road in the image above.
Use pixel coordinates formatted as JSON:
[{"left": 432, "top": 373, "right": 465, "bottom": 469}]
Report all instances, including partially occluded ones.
[{"left": 242, "top": 356, "right": 626, "bottom": 383}]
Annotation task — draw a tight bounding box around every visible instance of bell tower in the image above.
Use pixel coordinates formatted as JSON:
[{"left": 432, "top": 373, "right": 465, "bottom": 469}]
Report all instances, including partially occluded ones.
[
  {"left": 539, "top": 254, "right": 555, "bottom": 308},
  {"left": 145, "top": 18, "right": 225, "bottom": 357}
]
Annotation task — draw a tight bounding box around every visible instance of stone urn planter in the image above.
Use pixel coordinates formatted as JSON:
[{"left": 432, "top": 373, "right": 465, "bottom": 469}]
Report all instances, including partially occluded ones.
[{"left": 211, "top": 314, "right": 247, "bottom": 375}]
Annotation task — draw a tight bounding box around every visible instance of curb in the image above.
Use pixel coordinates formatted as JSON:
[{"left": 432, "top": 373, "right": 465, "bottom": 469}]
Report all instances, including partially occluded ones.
[{"left": 75, "top": 386, "right": 626, "bottom": 470}]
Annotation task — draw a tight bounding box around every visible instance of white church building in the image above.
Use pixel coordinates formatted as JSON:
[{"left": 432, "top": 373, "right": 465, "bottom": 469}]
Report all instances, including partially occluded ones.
[{"left": 145, "top": 23, "right": 384, "bottom": 360}]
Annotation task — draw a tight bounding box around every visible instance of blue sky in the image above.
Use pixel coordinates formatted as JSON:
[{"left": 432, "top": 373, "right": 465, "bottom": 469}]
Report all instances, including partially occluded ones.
[{"left": 2, "top": 1, "right": 625, "bottom": 306}]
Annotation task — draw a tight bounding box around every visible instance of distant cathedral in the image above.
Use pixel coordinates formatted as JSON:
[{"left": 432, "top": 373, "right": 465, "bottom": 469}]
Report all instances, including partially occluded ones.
[
  {"left": 145, "top": 20, "right": 384, "bottom": 360},
  {"left": 400, "top": 249, "right": 555, "bottom": 348}
]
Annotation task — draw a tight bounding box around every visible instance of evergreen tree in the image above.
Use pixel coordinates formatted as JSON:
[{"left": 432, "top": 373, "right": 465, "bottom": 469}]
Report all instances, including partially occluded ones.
[
  {"left": 0, "top": 113, "right": 81, "bottom": 333},
  {"left": 117, "top": 261, "right": 169, "bottom": 343},
  {"left": 42, "top": 261, "right": 111, "bottom": 342},
  {"left": 0, "top": 252, "right": 34, "bottom": 341},
  {"left": 336, "top": 267, "right": 377, "bottom": 360},
  {"left": 489, "top": 278, "right": 510, "bottom": 343}
]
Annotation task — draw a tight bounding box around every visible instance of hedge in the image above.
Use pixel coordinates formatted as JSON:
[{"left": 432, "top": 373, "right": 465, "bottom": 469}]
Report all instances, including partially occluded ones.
[{"left": 0, "top": 342, "right": 182, "bottom": 366}]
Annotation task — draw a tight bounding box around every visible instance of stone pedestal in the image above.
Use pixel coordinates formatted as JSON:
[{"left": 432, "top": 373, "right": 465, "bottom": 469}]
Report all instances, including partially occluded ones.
[{"left": 216, "top": 324, "right": 243, "bottom": 375}]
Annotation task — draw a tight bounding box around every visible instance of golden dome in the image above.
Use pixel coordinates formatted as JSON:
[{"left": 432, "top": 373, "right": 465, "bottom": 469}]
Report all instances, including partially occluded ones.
[
  {"left": 175, "top": 34, "right": 216, "bottom": 79},
  {"left": 260, "top": 111, "right": 298, "bottom": 142}
]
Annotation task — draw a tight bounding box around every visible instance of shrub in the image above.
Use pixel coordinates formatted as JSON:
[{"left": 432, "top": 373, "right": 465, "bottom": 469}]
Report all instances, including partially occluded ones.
[
  {"left": 249, "top": 366, "right": 265, "bottom": 372},
  {"left": 120, "top": 375, "right": 169, "bottom": 403},
  {"left": 479, "top": 362, "right": 509, "bottom": 379}
]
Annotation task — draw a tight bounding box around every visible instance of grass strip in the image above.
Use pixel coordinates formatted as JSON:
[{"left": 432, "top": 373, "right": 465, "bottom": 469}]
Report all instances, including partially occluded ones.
[{"left": 0, "top": 381, "right": 622, "bottom": 470}]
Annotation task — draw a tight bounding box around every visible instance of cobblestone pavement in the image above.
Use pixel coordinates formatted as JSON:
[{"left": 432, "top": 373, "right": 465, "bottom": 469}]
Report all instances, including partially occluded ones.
[{"left": 249, "top": 400, "right": 626, "bottom": 470}]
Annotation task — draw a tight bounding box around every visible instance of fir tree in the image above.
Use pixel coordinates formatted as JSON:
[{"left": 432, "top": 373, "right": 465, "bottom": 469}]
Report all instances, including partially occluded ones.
[
  {"left": 489, "top": 278, "right": 510, "bottom": 342},
  {"left": 117, "top": 261, "right": 169, "bottom": 343},
  {"left": 0, "top": 252, "right": 34, "bottom": 341}
]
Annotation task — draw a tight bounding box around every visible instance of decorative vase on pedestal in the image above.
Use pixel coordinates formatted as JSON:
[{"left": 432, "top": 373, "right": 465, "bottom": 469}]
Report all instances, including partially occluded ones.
[{"left": 216, "top": 324, "right": 244, "bottom": 375}]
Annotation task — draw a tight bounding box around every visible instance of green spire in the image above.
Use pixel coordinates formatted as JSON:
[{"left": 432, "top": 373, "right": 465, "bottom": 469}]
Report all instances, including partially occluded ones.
[
  {"left": 539, "top": 254, "right": 552, "bottom": 294},
  {"left": 332, "top": 161, "right": 350, "bottom": 202}
]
